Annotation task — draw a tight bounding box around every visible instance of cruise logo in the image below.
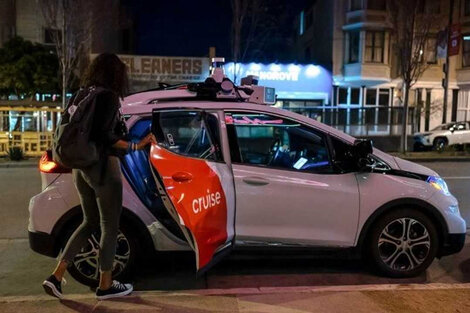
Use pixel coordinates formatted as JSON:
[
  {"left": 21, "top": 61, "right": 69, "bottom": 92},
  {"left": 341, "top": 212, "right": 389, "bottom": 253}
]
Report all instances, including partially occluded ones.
[{"left": 192, "top": 189, "right": 222, "bottom": 214}]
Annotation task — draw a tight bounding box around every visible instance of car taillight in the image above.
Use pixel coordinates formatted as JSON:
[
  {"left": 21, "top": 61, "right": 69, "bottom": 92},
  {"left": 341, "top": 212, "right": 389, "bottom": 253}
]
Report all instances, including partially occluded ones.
[{"left": 39, "top": 150, "right": 71, "bottom": 174}]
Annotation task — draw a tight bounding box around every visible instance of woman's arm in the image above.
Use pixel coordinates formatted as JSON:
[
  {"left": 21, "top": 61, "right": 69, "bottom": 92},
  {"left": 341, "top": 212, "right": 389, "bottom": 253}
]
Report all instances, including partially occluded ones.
[{"left": 112, "top": 133, "right": 156, "bottom": 151}]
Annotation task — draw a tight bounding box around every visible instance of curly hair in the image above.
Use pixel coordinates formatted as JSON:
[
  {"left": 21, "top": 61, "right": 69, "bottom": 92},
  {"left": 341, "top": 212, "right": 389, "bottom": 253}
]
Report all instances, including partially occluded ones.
[{"left": 81, "top": 53, "right": 129, "bottom": 98}]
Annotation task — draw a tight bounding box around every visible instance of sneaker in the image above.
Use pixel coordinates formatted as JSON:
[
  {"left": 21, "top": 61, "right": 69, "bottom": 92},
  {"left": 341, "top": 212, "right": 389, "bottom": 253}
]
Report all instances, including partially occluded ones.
[
  {"left": 42, "top": 275, "right": 66, "bottom": 299},
  {"left": 96, "top": 280, "right": 133, "bottom": 300}
]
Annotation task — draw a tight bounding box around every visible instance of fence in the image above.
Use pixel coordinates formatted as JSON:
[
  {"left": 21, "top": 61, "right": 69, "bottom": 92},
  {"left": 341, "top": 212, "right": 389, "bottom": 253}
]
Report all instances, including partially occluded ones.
[{"left": 283, "top": 106, "right": 418, "bottom": 137}]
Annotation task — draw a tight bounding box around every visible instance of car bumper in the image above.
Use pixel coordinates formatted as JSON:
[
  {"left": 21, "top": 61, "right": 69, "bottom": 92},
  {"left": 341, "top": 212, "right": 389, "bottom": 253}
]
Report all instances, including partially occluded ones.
[
  {"left": 29, "top": 230, "right": 59, "bottom": 258},
  {"left": 439, "top": 233, "right": 466, "bottom": 257}
]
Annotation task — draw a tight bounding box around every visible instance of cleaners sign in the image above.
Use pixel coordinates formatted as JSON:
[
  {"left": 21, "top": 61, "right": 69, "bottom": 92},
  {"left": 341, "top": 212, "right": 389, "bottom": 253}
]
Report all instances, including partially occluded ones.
[{"left": 91, "top": 54, "right": 211, "bottom": 83}]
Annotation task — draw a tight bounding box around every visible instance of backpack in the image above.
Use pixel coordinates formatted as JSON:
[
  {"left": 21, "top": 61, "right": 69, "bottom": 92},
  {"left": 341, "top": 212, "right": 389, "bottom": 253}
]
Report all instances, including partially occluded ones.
[{"left": 52, "top": 86, "right": 106, "bottom": 169}]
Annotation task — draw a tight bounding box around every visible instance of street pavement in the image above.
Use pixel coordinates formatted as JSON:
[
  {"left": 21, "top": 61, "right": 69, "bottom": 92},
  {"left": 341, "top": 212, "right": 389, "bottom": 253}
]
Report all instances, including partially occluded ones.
[{"left": 1, "top": 162, "right": 470, "bottom": 312}]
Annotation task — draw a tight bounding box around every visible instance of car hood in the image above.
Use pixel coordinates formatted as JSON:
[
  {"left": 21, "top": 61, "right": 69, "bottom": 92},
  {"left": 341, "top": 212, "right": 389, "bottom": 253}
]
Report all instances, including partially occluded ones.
[
  {"left": 373, "top": 149, "right": 437, "bottom": 177},
  {"left": 393, "top": 156, "right": 438, "bottom": 177}
]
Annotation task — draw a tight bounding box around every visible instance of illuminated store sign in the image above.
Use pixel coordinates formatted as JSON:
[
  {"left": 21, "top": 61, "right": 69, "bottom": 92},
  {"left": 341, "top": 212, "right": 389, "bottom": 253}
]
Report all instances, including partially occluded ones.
[{"left": 224, "top": 62, "right": 332, "bottom": 101}]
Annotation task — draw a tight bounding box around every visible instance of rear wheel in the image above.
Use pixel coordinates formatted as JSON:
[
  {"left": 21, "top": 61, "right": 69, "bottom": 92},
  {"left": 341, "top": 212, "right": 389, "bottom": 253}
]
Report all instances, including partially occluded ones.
[
  {"left": 64, "top": 221, "right": 139, "bottom": 287},
  {"left": 366, "top": 209, "right": 438, "bottom": 278},
  {"left": 433, "top": 137, "right": 447, "bottom": 152}
]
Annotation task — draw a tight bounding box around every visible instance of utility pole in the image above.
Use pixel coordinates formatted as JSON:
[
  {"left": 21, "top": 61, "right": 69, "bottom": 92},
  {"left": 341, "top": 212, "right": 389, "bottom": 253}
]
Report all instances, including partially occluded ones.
[{"left": 442, "top": 0, "right": 454, "bottom": 124}]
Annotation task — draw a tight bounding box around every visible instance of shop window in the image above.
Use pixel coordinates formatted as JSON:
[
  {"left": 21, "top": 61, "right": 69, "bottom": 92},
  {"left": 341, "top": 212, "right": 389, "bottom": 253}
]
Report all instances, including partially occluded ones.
[
  {"left": 367, "top": 0, "right": 386, "bottom": 10},
  {"left": 366, "top": 89, "right": 377, "bottom": 105},
  {"left": 350, "top": 0, "right": 363, "bottom": 11},
  {"left": 463, "top": 35, "right": 470, "bottom": 67},
  {"left": 228, "top": 112, "right": 332, "bottom": 174},
  {"left": 365, "top": 31, "right": 384, "bottom": 63},
  {"left": 426, "top": 36, "right": 437, "bottom": 64},
  {"left": 347, "top": 31, "right": 360, "bottom": 63}
]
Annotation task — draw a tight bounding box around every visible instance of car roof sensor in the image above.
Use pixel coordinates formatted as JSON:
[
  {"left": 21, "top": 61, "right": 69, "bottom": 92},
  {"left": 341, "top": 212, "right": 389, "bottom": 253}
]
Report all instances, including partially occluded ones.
[{"left": 187, "top": 58, "right": 276, "bottom": 105}]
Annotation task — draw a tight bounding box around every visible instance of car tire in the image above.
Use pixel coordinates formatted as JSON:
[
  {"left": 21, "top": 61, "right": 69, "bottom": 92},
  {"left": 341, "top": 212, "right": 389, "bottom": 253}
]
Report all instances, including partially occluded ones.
[
  {"left": 63, "top": 220, "right": 139, "bottom": 287},
  {"left": 366, "top": 209, "right": 438, "bottom": 278},
  {"left": 433, "top": 137, "right": 447, "bottom": 152}
]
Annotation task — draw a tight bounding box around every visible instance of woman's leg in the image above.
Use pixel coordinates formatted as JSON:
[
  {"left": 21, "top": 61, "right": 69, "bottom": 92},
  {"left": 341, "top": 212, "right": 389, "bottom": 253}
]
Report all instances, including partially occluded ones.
[
  {"left": 53, "top": 169, "right": 100, "bottom": 280},
  {"left": 94, "top": 157, "right": 123, "bottom": 290}
]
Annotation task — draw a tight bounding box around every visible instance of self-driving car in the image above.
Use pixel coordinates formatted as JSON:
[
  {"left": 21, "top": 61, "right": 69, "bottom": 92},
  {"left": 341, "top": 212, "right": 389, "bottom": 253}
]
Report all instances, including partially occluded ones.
[
  {"left": 29, "top": 65, "right": 466, "bottom": 286},
  {"left": 413, "top": 121, "right": 470, "bottom": 151}
]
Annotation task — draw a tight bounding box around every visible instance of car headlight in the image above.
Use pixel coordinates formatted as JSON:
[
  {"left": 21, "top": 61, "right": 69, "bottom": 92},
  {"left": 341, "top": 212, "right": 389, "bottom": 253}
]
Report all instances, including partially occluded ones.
[{"left": 427, "top": 176, "right": 450, "bottom": 195}]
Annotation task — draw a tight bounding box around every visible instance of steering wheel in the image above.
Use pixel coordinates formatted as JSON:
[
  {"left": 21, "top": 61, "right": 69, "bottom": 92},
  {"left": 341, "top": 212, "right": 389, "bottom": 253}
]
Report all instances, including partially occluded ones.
[{"left": 267, "top": 138, "right": 281, "bottom": 165}]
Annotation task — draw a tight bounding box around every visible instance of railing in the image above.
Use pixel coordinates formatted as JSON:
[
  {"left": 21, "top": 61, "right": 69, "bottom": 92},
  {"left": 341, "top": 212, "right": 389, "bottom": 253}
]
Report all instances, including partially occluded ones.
[
  {"left": 283, "top": 106, "right": 418, "bottom": 137},
  {"left": 0, "top": 131, "right": 53, "bottom": 157}
]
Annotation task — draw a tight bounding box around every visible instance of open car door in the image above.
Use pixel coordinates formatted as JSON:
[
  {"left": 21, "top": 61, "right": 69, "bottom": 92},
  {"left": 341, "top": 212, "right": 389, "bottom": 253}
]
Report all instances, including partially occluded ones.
[{"left": 149, "top": 109, "right": 235, "bottom": 274}]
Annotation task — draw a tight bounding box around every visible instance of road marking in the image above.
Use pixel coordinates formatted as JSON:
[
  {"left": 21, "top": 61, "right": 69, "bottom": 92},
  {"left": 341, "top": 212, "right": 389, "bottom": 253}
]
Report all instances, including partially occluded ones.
[
  {"left": 2, "top": 283, "right": 470, "bottom": 303},
  {"left": 443, "top": 176, "right": 470, "bottom": 180}
]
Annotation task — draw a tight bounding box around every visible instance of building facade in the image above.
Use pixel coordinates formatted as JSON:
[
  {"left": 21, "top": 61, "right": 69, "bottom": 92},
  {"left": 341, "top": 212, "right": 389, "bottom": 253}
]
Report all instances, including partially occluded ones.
[
  {"left": 294, "top": 0, "right": 468, "bottom": 141},
  {"left": 0, "top": 0, "right": 134, "bottom": 53}
]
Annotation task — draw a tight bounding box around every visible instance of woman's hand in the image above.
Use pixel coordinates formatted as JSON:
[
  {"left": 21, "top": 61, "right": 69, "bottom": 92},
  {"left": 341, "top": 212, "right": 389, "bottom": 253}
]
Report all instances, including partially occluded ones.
[{"left": 137, "top": 133, "right": 157, "bottom": 150}]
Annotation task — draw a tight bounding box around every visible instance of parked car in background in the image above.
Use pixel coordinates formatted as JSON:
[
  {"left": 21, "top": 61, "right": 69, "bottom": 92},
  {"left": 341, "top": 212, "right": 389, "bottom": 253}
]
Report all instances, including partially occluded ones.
[
  {"left": 29, "top": 67, "right": 466, "bottom": 287},
  {"left": 413, "top": 121, "right": 470, "bottom": 151}
]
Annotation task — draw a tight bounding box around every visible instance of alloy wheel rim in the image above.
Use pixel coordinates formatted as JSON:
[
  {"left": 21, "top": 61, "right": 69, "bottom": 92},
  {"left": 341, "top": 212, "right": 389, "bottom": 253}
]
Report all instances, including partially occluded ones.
[
  {"left": 378, "top": 218, "right": 431, "bottom": 272},
  {"left": 72, "top": 231, "right": 130, "bottom": 280}
]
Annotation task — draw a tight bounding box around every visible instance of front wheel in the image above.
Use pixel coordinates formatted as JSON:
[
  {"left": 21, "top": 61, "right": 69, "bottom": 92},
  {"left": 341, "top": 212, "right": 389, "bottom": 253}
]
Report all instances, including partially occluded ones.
[
  {"left": 433, "top": 138, "right": 447, "bottom": 152},
  {"left": 366, "top": 209, "right": 438, "bottom": 278},
  {"left": 65, "top": 222, "right": 139, "bottom": 287}
]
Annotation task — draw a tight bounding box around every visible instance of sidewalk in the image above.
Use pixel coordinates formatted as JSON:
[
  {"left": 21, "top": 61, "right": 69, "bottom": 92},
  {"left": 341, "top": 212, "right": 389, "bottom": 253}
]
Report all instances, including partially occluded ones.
[
  {"left": 0, "top": 158, "right": 39, "bottom": 168},
  {"left": 2, "top": 283, "right": 470, "bottom": 313},
  {"left": 390, "top": 152, "right": 470, "bottom": 162}
]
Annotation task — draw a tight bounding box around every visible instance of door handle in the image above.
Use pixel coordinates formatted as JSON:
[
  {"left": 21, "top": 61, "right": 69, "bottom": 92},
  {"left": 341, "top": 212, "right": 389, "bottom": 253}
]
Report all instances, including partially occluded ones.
[
  {"left": 172, "top": 172, "right": 193, "bottom": 183},
  {"left": 243, "top": 176, "right": 269, "bottom": 186}
]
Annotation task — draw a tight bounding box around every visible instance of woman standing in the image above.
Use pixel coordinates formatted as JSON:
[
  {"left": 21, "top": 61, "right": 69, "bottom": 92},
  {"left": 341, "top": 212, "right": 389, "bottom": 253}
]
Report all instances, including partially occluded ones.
[{"left": 42, "top": 53, "right": 155, "bottom": 300}]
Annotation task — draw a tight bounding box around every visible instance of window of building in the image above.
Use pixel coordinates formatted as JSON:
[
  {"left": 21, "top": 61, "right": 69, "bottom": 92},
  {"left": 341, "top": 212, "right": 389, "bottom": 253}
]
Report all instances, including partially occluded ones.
[
  {"left": 426, "top": 36, "right": 437, "bottom": 64},
  {"left": 305, "top": 10, "right": 313, "bottom": 30},
  {"left": 378, "top": 89, "right": 390, "bottom": 105},
  {"left": 350, "top": 0, "right": 363, "bottom": 11},
  {"left": 466, "top": 0, "right": 470, "bottom": 16},
  {"left": 350, "top": 88, "right": 360, "bottom": 105},
  {"left": 227, "top": 112, "right": 332, "bottom": 173},
  {"left": 44, "top": 28, "right": 59, "bottom": 44},
  {"left": 463, "top": 35, "right": 470, "bottom": 67},
  {"left": 299, "top": 11, "right": 305, "bottom": 35},
  {"left": 366, "top": 89, "right": 377, "bottom": 105},
  {"left": 339, "top": 88, "right": 348, "bottom": 104},
  {"left": 367, "top": 0, "right": 386, "bottom": 10},
  {"left": 417, "top": 0, "right": 440, "bottom": 14},
  {"left": 348, "top": 31, "right": 360, "bottom": 63},
  {"left": 365, "top": 31, "right": 384, "bottom": 63}
]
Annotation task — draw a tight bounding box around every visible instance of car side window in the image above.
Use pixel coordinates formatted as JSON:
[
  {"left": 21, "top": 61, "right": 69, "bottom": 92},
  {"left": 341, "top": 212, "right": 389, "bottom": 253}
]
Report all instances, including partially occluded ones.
[
  {"left": 152, "top": 110, "right": 222, "bottom": 161},
  {"left": 226, "top": 111, "right": 332, "bottom": 173}
]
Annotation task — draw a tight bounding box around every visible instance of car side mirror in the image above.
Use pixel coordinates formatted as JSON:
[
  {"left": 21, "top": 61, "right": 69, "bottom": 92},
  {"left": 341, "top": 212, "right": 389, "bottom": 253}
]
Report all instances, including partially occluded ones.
[
  {"left": 353, "top": 139, "right": 374, "bottom": 171},
  {"left": 353, "top": 139, "right": 373, "bottom": 159}
]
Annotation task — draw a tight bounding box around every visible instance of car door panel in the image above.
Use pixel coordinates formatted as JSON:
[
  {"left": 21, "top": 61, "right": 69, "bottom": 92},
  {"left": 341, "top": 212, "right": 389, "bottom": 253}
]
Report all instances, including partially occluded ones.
[
  {"left": 225, "top": 111, "right": 360, "bottom": 248},
  {"left": 234, "top": 164, "right": 359, "bottom": 246},
  {"left": 149, "top": 109, "right": 235, "bottom": 273}
]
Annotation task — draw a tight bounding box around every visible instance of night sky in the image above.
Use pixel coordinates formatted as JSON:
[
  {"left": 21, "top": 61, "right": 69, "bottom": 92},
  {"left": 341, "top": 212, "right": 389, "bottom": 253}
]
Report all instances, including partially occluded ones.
[{"left": 124, "top": 0, "right": 309, "bottom": 60}]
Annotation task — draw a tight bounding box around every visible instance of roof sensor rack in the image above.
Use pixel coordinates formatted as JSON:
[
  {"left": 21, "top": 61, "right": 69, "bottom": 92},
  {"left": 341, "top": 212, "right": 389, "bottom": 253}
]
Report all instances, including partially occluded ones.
[{"left": 187, "top": 58, "right": 276, "bottom": 105}]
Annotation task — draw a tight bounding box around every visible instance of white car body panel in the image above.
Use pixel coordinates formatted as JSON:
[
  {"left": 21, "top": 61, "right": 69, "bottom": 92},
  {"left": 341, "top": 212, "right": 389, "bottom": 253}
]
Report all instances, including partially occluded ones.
[
  {"left": 28, "top": 88, "right": 466, "bottom": 266},
  {"left": 233, "top": 164, "right": 359, "bottom": 247}
]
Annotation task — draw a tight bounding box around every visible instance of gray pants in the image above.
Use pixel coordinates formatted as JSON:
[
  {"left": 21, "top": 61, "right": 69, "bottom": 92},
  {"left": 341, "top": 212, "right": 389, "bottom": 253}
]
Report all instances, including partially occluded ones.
[{"left": 61, "top": 156, "right": 123, "bottom": 272}]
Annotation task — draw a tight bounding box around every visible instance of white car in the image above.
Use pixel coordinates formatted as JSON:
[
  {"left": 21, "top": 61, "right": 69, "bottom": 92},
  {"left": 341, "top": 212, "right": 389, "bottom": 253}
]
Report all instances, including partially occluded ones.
[
  {"left": 29, "top": 69, "right": 466, "bottom": 286},
  {"left": 413, "top": 121, "right": 470, "bottom": 151}
]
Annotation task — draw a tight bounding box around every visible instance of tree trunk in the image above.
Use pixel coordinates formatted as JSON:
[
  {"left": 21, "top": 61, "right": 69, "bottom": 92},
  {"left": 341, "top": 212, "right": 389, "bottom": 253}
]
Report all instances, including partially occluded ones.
[{"left": 400, "top": 82, "right": 410, "bottom": 154}]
